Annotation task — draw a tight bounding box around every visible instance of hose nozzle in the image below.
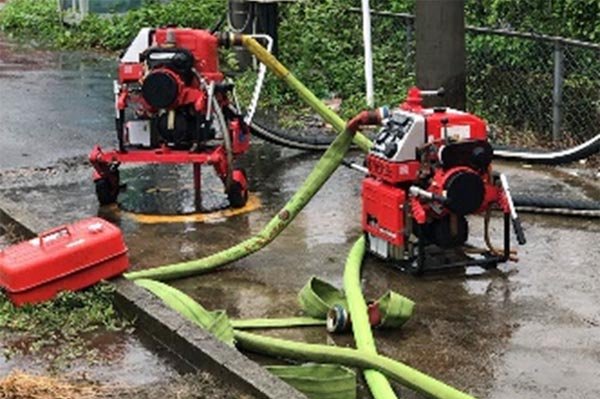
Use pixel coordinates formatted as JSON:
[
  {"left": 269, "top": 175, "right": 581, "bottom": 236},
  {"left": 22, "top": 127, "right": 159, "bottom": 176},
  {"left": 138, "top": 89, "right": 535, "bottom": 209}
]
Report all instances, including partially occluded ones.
[{"left": 346, "top": 106, "right": 389, "bottom": 134}]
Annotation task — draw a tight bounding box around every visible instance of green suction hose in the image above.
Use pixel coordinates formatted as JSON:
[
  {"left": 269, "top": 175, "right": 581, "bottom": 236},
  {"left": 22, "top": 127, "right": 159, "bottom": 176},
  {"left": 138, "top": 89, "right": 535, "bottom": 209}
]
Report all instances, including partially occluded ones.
[
  {"left": 126, "top": 126, "right": 354, "bottom": 281},
  {"left": 135, "top": 278, "right": 476, "bottom": 399},
  {"left": 124, "top": 35, "right": 375, "bottom": 282},
  {"left": 232, "top": 317, "right": 325, "bottom": 329},
  {"left": 234, "top": 330, "right": 475, "bottom": 399},
  {"left": 343, "top": 236, "right": 397, "bottom": 399}
]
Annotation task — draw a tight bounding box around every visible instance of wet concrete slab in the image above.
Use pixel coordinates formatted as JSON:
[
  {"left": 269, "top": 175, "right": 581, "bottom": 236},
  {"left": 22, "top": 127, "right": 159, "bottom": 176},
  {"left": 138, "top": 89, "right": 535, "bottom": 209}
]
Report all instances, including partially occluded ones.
[
  {"left": 0, "top": 35, "right": 115, "bottom": 170},
  {"left": 1, "top": 145, "right": 598, "bottom": 398},
  {"left": 1, "top": 36, "right": 600, "bottom": 398}
]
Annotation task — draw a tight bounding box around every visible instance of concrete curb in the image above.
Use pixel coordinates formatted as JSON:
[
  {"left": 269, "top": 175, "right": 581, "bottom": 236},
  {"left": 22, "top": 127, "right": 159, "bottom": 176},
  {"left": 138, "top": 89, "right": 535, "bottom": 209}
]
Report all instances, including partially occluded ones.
[
  {"left": 0, "top": 198, "right": 307, "bottom": 399},
  {"left": 0, "top": 194, "right": 50, "bottom": 233},
  {"left": 114, "top": 278, "right": 307, "bottom": 399}
]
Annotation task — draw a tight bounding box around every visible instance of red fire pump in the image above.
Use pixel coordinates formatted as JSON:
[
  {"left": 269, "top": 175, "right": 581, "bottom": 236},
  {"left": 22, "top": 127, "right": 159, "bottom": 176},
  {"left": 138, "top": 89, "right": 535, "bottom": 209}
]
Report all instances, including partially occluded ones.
[
  {"left": 89, "top": 27, "right": 252, "bottom": 208},
  {"left": 358, "top": 88, "right": 526, "bottom": 273}
]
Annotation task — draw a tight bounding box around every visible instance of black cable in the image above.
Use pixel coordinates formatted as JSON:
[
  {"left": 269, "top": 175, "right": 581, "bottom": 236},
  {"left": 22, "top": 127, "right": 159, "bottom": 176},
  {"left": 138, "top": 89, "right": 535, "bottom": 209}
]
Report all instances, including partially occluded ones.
[
  {"left": 250, "top": 119, "right": 338, "bottom": 151},
  {"left": 513, "top": 194, "right": 600, "bottom": 217},
  {"left": 251, "top": 119, "right": 600, "bottom": 217},
  {"left": 250, "top": 118, "right": 600, "bottom": 164}
]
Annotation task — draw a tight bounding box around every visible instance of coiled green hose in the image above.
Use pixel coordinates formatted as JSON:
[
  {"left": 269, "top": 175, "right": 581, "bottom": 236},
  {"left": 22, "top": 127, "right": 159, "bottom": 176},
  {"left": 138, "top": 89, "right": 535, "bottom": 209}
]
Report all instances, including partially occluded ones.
[{"left": 134, "top": 279, "right": 476, "bottom": 399}]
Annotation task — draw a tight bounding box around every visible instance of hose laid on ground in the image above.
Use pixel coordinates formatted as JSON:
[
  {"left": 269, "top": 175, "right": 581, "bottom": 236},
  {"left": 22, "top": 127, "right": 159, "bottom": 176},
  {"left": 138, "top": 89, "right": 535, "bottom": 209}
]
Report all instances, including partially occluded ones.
[
  {"left": 343, "top": 236, "right": 397, "bottom": 399},
  {"left": 493, "top": 134, "right": 600, "bottom": 165},
  {"left": 134, "top": 279, "right": 476, "bottom": 399},
  {"left": 231, "top": 317, "right": 325, "bottom": 329},
  {"left": 250, "top": 119, "right": 600, "bottom": 165},
  {"left": 135, "top": 279, "right": 236, "bottom": 345},
  {"left": 265, "top": 364, "right": 356, "bottom": 399},
  {"left": 513, "top": 194, "right": 600, "bottom": 217},
  {"left": 234, "top": 330, "right": 476, "bottom": 399},
  {"left": 125, "top": 35, "right": 374, "bottom": 281}
]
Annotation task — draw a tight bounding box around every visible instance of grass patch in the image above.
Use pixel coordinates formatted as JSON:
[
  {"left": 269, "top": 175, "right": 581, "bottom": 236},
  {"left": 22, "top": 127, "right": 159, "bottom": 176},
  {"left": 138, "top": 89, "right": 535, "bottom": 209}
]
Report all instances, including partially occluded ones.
[{"left": 0, "top": 284, "right": 130, "bottom": 370}]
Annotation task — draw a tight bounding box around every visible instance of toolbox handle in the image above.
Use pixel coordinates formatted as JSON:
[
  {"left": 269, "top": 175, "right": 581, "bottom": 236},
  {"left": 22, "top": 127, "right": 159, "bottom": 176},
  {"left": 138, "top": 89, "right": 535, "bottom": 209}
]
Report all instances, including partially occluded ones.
[{"left": 39, "top": 226, "right": 71, "bottom": 247}]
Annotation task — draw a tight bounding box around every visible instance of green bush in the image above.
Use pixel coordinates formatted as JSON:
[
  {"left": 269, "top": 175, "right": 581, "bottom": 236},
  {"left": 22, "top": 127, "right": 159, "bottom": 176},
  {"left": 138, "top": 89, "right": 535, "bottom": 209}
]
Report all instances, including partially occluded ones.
[
  {"left": 264, "top": 0, "right": 416, "bottom": 117},
  {"left": 0, "top": 0, "right": 225, "bottom": 50},
  {"left": 0, "top": 0, "right": 61, "bottom": 38},
  {"left": 1, "top": 0, "right": 598, "bottom": 127}
]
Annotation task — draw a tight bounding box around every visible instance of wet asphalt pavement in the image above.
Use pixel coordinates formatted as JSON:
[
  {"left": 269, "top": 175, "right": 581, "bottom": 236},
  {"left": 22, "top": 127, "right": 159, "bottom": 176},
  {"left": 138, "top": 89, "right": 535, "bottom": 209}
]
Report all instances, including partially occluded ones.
[
  {"left": 0, "top": 38, "right": 114, "bottom": 169},
  {"left": 0, "top": 37, "right": 599, "bottom": 398}
]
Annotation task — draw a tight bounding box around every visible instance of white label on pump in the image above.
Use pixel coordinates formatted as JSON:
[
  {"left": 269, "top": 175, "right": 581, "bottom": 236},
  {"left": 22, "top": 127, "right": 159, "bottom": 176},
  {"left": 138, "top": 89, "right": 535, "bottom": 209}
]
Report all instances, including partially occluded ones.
[
  {"left": 127, "top": 121, "right": 151, "bottom": 147},
  {"left": 446, "top": 125, "right": 471, "bottom": 140}
]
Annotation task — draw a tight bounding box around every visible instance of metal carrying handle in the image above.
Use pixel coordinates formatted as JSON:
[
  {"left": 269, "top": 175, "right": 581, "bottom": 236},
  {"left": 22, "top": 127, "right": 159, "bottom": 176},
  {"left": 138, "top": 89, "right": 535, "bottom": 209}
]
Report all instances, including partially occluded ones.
[
  {"left": 499, "top": 173, "right": 527, "bottom": 245},
  {"left": 39, "top": 226, "right": 71, "bottom": 247},
  {"left": 419, "top": 87, "right": 445, "bottom": 97}
]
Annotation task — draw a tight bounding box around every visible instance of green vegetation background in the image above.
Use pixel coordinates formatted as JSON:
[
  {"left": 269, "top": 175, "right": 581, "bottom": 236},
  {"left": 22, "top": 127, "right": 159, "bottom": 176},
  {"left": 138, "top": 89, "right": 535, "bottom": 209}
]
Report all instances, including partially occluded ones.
[{"left": 1, "top": 0, "right": 598, "bottom": 129}]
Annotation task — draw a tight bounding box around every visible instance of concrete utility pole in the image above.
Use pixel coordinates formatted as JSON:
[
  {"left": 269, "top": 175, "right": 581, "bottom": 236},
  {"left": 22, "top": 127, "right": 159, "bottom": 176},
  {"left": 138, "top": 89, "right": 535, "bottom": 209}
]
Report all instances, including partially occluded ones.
[
  {"left": 415, "top": 0, "right": 466, "bottom": 110},
  {"left": 228, "top": 0, "right": 285, "bottom": 69}
]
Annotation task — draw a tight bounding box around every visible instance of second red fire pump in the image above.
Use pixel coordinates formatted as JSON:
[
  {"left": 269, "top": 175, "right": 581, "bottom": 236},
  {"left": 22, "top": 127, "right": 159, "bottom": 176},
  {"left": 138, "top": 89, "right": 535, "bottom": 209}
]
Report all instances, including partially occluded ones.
[
  {"left": 89, "top": 27, "right": 269, "bottom": 209},
  {"left": 350, "top": 88, "right": 526, "bottom": 273}
]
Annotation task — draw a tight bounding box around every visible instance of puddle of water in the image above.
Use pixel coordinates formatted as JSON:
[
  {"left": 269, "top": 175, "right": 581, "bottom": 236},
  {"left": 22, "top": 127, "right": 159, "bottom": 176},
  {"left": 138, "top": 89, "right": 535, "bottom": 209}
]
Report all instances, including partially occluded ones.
[
  {"left": 119, "top": 164, "right": 256, "bottom": 215},
  {"left": 2, "top": 146, "right": 598, "bottom": 398},
  {"left": 0, "top": 330, "right": 179, "bottom": 387},
  {"left": 0, "top": 34, "right": 115, "bottom": 170}
]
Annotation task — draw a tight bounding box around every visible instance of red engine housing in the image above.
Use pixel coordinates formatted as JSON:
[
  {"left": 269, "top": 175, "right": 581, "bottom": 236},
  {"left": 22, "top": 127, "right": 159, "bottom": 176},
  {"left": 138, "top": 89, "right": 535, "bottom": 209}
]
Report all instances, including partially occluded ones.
[
  {"left": 118, "top": 28, "right": 223, "bottom": 84},
  {"left": 90, "top": 27, "right": 251, "bottom": 209},
  {"left": 361, "top": 88, "right": 513, "bottom": 272}
]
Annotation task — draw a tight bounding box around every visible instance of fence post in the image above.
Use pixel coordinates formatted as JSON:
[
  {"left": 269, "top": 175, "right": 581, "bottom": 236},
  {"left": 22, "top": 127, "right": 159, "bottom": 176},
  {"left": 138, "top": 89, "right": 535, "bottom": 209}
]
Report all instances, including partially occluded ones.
[{"left": 552, "top": 41, "right": 564, "bottom": 142}]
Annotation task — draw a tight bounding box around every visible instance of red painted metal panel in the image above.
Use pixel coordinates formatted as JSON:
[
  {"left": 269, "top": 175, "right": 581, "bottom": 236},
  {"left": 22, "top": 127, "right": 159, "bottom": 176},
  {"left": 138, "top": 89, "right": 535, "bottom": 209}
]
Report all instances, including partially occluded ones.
[
  {"left": 0, "top": 218, "right": 129, "bottom": 306},
  {"left": 362, "top": 178, "right": 406, "bottom": 246}
]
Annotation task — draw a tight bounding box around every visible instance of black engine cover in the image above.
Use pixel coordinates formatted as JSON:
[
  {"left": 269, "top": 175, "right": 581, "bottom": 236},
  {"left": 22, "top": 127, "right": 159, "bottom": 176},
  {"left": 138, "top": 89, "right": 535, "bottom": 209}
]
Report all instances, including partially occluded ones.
[
  {"left": 142, "top": 47, "right": 195, "bottom": 78},
  {"left": 151, "top": 108, "right": 215, "bottom": 149},
  {"left": 440, "top": 140, "right": 493, "bottom": 171},
  {"left": 423, "top": 214, "right": 469, "bottom": 248},
  {"left": 444, "top": 171, "right": 485, "bottom": 215},
  {"left": 142, "top": 71, "right": 179, "bottom": 109}
]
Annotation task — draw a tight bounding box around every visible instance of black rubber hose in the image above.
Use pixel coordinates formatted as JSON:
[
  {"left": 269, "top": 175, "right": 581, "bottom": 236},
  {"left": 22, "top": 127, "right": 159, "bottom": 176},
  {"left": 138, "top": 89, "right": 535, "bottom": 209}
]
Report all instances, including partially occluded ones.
[
  {"left": 250, "top": 119, "right": 600, "bottom": 164},
  {"left": 493, "top": 134, "right": 600, "bottom": 165},
  {"left": 513, "top": 194, "right": 600, "bottom": 217},
  {"left": 252, "top": 119, "right": 600, "bottom": 217},
  {"left": 250, "top": 119, "right": 335, "bottom": 151}
]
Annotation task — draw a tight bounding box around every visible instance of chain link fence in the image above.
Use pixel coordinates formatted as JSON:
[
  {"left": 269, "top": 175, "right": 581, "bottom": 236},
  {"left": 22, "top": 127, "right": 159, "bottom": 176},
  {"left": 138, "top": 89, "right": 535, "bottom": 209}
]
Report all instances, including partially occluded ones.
[{"left": 353, "top": 9, "right": 600, "bottom": 149}]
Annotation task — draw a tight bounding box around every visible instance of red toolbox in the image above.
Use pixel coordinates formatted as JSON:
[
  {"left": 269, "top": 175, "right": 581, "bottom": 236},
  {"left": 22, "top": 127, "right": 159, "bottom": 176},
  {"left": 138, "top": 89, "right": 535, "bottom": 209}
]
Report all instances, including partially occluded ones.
[{"left": 0, "top": 217, "right": 129, "bottom": 306}]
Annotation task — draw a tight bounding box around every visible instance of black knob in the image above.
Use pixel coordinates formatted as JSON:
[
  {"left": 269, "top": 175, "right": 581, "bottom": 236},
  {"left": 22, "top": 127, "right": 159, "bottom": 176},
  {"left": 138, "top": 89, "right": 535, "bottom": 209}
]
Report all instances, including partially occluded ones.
[{"left": 384, "top": 142, "right": 398, "bottom": 158}]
